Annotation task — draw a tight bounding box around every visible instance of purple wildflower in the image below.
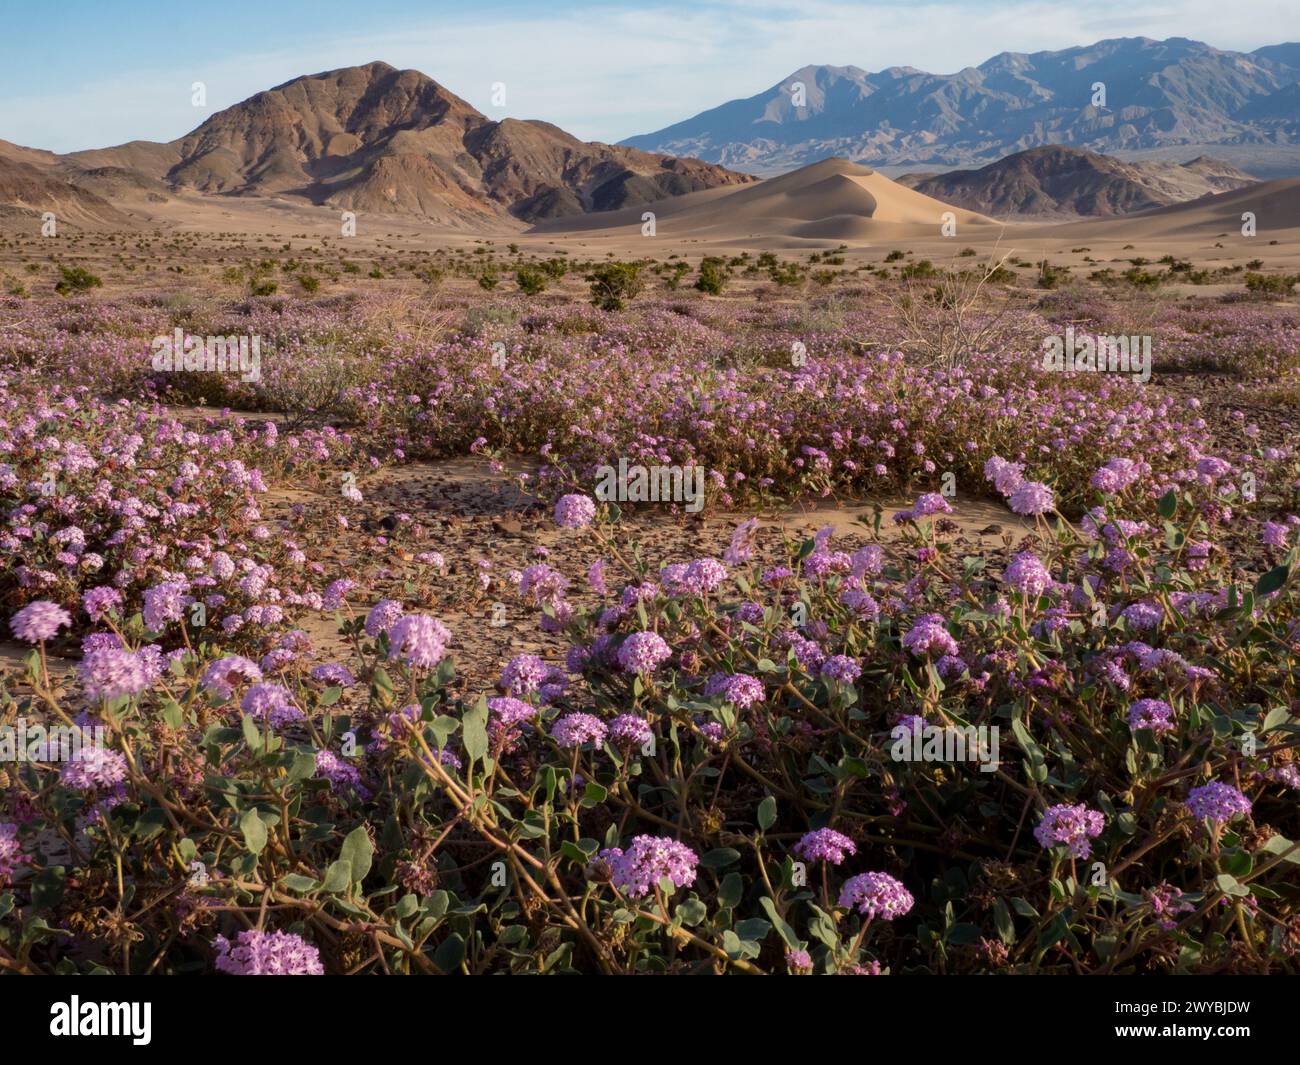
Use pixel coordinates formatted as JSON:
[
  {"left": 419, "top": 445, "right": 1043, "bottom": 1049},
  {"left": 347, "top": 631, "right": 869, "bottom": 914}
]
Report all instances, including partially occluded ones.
[
  {"left": 554, "top": 493, "right": 597, "bottom": 529},
  {"left": 1185, "top": 781, "right": 1252, "bottom": 824},
  {"left": 551, "top": 712, "right": 608, "bottom": 749},
  {"left": 795, "top": 828, "right": 857, "bottom": 865},
  {"left": 597, "top": 835, "right": 699, "bottom": 898},
  {"left": 616, "top": 631, "right": 672, "bottom": 674},
  {"left": 1034, "top": 803, "right": 1105, "bottom": 859},
  {"left": 838, "top": 872, "right": 914, "bottom": 920},
  {"left": 213, "top": 930, "right": 324, "bottom": 975},
  {"left": 10, "top": 601, "right": 72, "bottom": 643}
]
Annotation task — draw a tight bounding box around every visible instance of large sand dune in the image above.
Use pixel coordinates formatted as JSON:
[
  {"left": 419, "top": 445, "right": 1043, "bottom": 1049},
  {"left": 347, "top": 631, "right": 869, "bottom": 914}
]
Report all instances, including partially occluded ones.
[
  {"left": 1048, "top": 178, "right": 1300, "bottom": 241},
  {"left": 529, "top": 158, "right": 995, "bottom": 245}
]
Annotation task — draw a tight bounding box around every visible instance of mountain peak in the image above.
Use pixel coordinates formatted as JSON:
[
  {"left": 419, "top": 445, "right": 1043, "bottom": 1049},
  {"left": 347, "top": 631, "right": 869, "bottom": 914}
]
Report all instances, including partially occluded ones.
[
  {"left": 50, "top": 62, "right": 751, "bottom": 228},
  {"left": 901, "top": 143, "right": 1257, "bottom": 218},
  {"left": 621, "top": 35, "right": 1300, "bottom": 179}
]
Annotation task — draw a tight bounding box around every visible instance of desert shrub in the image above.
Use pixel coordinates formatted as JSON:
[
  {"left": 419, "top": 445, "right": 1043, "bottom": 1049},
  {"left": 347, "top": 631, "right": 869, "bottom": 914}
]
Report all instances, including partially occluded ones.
[
  {"left": 881, "top": 256, "right": 1018, "bottom": 369},
  {"left": 1123, "top": 267, "right": 1162, "bottom": 291},
  {"left": 516, "top": 265, "right": 548, "bottom": 296},
  {"left": 899, "top": 260, "right": 937, "bottom": 281},
  {"left": 1245, "top": 273, "right": 1297, "bottom": 296},
  {"left": 769, "top": 262, "right": 806, "bottom": 287},
  {"left": 664, "top": 262, "right": 691, "bottom": 291},
  {"left": 1038, "top": 262, "right": 1068, "bottom": 289},
  {"left": 695, "top": 257, "right": 728, "bottom": 295},
  {"left": 54, "top": 265, "right": 102, "bottom": 295},
  {"left": 588, "top": 261, "right": 644, "bottom": 311}
]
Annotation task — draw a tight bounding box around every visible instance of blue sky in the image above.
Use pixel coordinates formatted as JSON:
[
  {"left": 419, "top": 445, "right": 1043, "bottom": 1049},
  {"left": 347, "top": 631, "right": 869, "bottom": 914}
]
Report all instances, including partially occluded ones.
[{"left": 1, "top": 0, "right": 1297, "bottom": 152}]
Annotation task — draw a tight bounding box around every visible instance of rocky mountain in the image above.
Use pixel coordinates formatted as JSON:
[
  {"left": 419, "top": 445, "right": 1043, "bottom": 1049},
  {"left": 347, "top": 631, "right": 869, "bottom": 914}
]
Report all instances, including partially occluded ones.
[
  {"left": 0, "top": 145, "right": 138, "bottom": 229},
  {"left": 621, "top": 37, "right": 1300, "bottom": 178},
  {"left": 896, "top": 145, "right": 1257, "bottom": 218},
  {"left": 46, "top": 62, "right": 751, "bottom": 228}
]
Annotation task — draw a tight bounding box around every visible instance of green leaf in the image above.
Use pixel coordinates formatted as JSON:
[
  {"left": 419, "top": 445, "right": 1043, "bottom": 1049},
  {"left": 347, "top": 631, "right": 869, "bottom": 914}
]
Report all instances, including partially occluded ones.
[
  {"left": 321, "top": 860, "right": 353, "bottom": 893},
  {"left": 463, "top": 695, "right": 489, "bottom": 763},
  {"left": 1037, "top": 912, "right": 1069, "bottom": 951},
  {"left": 423, "top": 890, "right": 450, "bottom": 921},
  {"left": 699, "top": 847, "right": 740, "bottom": 869},
  {"left": 1156, "top": 490, "right": 1178, "bottom": 519},
  {"left": 240, "top": 809, "right": 268, "bottom": 855},
  {"left": 759, "top": 897, "right": 800, "bottom": 949},
  {"left": 433, "top": 933, "right": 465, "bottom": 972},
  {"left": 539, "top": 764, "right": 557, "bottom": 803},
  {"left": 280, "top": 874, "right": 320, "bottom": 893},
  {"left": 1010, "top": 897, "right": 1040, "bottom": 918},
  {"left": 718, "top": 873, "right": 744, "bottom": 910},
  {"left": 735, "top": 917, "right": 771, "bottom": 941},
  {"left": 340, "top": 826, "right": 374, "bottom": 884},
  {"left": 430, "top": 715, "right": 460, "bottom": 750},
  {"left": 288, "top": 749, "right": 318, "bottom": 782},
  {"left": 1215, "top": 873, "right": 1250, "bottom": 897},
  {"left": 993, "top": 897, "right": 1015, "bottom": 945},
  {"left": 372, "top": 666, "right": 395, "bottom": 697},
  {"left": 676, "top": 898, "right": 708, "bottom": 926},
  {"left": 756, "top": 796, "right": 777, "bottom": 832},
  {"left": 1261, "top": 836, "right": 1300, "bottom": 865},
  {"left": 1219, "top": 848, "right": 1253, "bottom": 878},
  {"left": 161, "top": 699, "right": 184, "bottom": 729},
  {"left": 1255, "top": 564, "right": 1290, "bottom": 598},
  {"left": 1261, "top": 707, "right": 1291, "bottom": 734},
  {"left": 807, "top": 905, "right": 839, "bottom": 949},
  {"left": 561, "top": 841, "right": 591, "bottom": 865}
]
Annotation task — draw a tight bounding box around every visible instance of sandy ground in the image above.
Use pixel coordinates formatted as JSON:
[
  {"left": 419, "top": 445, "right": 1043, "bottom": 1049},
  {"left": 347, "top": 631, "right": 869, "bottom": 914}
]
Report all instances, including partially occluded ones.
[
  {"left": 0, "top": 444, "right": 1032, "bottom": 694},
  {"left": 3, "top": 159, "right": 1297, "bottom": 282}
]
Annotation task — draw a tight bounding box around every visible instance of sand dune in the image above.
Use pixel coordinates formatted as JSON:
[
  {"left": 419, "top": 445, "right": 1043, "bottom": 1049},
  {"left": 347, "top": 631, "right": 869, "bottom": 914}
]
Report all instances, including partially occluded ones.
[
  {"left": 529, "top": 157, "right": 995, "bottom": 244},
  {"left": 1048, "top": 178, "right": 1300, "bottom": 240}
]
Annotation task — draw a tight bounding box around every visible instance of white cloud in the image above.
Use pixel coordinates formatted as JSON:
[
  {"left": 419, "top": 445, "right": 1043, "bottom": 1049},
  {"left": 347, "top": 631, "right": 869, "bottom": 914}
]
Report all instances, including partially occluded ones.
[{"left": 3, "top": 0, "right": 1297, "bottom": 152}]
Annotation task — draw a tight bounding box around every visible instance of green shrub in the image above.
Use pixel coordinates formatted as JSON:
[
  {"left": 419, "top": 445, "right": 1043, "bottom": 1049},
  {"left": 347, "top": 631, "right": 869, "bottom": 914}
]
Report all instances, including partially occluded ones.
[
  {"left": 587, "top": 261, "right": 644, "bottom": 311},
  {"left": 54, "top": 265, "right": 102, "bottom": 295},
  {"left": 1244, "top": 272, "right": 1297, "bottom": 295},
  {"left": 694, "top": 257, "right": 728, "bottom": 295},
  {"left": 516, "top": 266, "right": 548, "bottom": 296}
]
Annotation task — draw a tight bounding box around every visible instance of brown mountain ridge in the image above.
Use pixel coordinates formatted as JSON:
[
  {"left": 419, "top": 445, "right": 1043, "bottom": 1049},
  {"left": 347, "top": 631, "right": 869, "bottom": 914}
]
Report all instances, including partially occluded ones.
[
  {"left": 896, "top": 146, "right": 1257, "bottom": 219},
  {"left": 44, "top": 61, "right": 752, "bottom": 229}
]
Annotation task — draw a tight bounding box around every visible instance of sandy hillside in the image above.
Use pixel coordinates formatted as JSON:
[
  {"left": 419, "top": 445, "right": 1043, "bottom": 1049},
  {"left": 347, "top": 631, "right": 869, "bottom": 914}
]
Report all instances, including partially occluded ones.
[
  {"left": 529, "top": 158, "right": 996, "bottom": 245},
  {"left": 1043, "top": 178, "right": 1300, "bottom": 241}
]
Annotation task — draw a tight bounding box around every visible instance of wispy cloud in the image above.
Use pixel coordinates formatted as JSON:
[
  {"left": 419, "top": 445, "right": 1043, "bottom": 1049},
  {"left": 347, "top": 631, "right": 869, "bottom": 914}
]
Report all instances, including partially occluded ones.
[{"left": 1, "top": 0, "right": 1296, "bottom": 152}]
